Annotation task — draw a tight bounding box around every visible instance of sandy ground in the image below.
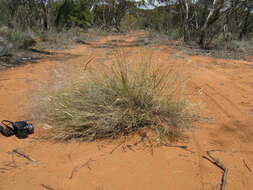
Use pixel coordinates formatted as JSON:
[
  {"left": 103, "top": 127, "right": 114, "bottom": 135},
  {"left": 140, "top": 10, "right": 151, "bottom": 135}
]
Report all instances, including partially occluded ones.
[{"left": 0, "top": 32, "right": 252, "bottom": 190}]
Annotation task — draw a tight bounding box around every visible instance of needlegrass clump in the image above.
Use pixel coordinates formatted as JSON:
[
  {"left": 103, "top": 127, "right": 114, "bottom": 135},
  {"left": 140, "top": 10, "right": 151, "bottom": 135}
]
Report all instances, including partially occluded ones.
[{"left": 43, "top": 51, "right": 198, "bottom": 141}]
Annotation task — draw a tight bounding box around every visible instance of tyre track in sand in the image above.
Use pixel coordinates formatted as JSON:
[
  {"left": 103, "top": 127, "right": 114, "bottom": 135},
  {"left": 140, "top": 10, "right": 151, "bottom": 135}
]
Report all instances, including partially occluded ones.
[{"left": 186, "top": 55, "right": 253, "bottom": 189}]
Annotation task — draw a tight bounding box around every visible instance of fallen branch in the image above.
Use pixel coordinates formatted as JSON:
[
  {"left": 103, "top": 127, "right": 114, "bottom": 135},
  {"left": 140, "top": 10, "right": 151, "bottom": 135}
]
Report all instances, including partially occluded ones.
[
  {"left": 83, "top": 58, "right": 94, "bottom": 71},
  {"left": 75, "top": 39, "right": 91, "bottom": 45},
  {"left": 203, "top": 150, "right": 228, "bottom": 190},
  {"left": 243, "top": 159, "right": 251, "bottom": 173},
  {"left": 125, "top": 145, "right": 136, "bottom": 152},
  {"left": 69, "top": 158, "right": 95, "bottom": 179},
  {"left": 69, "top": 166, "right": 79, "bottom": 180},
  {"left": 12, "top": 149, "right": 35, "bottom": 162},
  {"left": 162, "top": 143, "right": 195, "bottom": 153},
  {"left": 30, "top": 48, "right": 53, "bottom": 55},
  {"left": 127, "top": 135, "right": 146, "bottom": 148},
  {"left": 109, "top": 142, "right": 124, "bottom": 154},
  {"left": 40, "top": 184, "right": 57, "bottom": 190},
  {"left": 80, "top": 158, "right": 95, "bottom": 170}
]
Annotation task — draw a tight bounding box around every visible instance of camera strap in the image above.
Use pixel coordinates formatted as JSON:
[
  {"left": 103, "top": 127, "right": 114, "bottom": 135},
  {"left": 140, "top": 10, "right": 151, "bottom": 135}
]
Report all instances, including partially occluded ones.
[
  {"left": 1, "top": 120, "right": 14, "bottom": 128},
  {"left": 0, "top": 123, "right": 15, "bottom": 137}
]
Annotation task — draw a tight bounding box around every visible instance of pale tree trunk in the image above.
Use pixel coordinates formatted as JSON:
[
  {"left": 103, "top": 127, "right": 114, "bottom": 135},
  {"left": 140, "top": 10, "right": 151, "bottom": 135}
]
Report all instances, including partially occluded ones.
[
  {"left": 183, "top": 0, "right": 190, "bottom": 41},
  {"left": 199, "top": 0, "right": 225, "bottom": 48},
  {"left": 179, "top": 0, "right": 191, "bottom": 42}
]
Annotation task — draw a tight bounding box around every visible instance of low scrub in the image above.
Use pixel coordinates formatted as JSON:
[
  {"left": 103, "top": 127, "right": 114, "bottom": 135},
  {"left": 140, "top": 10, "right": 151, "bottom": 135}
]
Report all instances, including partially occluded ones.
[
  {"left": 0, "top": 26, "right": 36, "bottom": 49},
  {"left": 35, "top": 27, "right": 91, "bottom": 50},
  {"left": 42, "top": 51, "right": 198, "bottom": 141}
]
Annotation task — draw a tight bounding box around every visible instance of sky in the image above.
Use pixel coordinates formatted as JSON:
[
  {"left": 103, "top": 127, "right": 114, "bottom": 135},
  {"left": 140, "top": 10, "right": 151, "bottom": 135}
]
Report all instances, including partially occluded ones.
[{"left": 134, "top": 0, "right": 171, "bottom": 9}]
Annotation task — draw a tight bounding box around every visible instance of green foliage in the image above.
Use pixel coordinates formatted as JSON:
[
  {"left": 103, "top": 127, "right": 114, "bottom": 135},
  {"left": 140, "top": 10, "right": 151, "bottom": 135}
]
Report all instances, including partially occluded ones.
[
  {"left": 169, "top": 29, "right": 181, "bottom": 40},
  {"left": 120, "top": 14, "right": 141, "bottom": 31},
  {"left": 0, "top": 27, "right": 35, "bottom": 49},
  {"left": 56, "top": 0, "right": 93, "bottom": 29},
  {"left": 93, "top": 0, "right": 137, "bottom": 31},
  {"left": 0, "top": 0, "right": 252, "bottom": 50}
]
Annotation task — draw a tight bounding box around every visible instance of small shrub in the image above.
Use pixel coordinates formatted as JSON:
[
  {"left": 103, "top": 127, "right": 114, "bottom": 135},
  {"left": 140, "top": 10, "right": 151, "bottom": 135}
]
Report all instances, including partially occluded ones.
[
  {"left": 0, "top": 27, "right": 36, "bottom": 49},
  {"left": 42, "top": 51, "right": 198, "bottom": 141},
  {"left": 0, "top": 26, "right": 9, "bottom": 35},
  {"left": 168, "top": 29, "right": 182, "bottom": 40},
  {"left": 34, "top": 27, "right": 88, "bottom": 50},
  {"left": 120, "top": 14, "right": 141, "bottom": 32}
]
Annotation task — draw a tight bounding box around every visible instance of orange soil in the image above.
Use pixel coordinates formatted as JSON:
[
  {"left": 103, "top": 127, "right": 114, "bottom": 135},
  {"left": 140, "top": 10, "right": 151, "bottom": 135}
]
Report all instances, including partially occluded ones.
[{"left": 0, "top": 33, "right": 252, "bottom": 190}]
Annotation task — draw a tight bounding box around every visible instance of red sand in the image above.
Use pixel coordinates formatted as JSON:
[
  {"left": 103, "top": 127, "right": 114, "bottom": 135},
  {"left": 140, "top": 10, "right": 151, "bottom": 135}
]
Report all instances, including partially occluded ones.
[{"left": 0, "top": 33, "right": 252, "bottom": 190}]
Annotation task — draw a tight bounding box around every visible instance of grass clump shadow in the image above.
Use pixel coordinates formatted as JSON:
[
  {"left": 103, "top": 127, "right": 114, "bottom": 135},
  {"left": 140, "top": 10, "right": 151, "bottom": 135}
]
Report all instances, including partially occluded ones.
[{"left": 43, "top": 50, "right": 198, "bottom": 141}]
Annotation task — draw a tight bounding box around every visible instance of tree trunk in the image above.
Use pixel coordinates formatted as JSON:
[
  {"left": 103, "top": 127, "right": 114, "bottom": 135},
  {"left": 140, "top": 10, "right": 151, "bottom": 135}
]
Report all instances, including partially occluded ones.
[
  {"left": 239, "top": 8, "right": 251, "bottom": 40},
  {"left": 198, "top": 0, "right": 224, "bottom": 48}
]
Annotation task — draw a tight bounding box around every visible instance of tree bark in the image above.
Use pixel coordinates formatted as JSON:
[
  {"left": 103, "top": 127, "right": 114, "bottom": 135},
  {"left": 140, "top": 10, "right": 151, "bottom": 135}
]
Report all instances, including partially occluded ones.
[{"left": 199, "top": 0, "right": 224, "bottom": 48}]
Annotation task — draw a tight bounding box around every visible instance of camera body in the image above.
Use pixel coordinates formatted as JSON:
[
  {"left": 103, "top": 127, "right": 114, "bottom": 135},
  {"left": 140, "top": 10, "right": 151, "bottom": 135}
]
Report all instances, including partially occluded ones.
[
  {"left": 0, "top": 120, "right": 34, "bottom": 139},
  {"left": 12, "top": 121, "right": 34, "bottom": 139}
]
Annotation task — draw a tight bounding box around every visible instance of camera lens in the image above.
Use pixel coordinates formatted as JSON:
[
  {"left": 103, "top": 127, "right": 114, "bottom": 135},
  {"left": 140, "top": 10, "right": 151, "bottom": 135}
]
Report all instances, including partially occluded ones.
[{"left": 26, "top": 124, "right": 34, "bottom": 134}]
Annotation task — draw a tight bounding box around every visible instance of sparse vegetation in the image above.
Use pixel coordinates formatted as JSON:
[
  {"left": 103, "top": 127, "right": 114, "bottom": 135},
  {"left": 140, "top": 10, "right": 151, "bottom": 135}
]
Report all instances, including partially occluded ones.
[
  {"left": 0, "top": 0, "right": 252, "bottom": 140},
  {"left": 0, "top": 0, "right": 252, "bottom": 52},
  {"left": 0, "top": 26, "right": 36, "bottom": 50},
  {"left": 42, "top": 51, "right": 198, "bottom": 141}
]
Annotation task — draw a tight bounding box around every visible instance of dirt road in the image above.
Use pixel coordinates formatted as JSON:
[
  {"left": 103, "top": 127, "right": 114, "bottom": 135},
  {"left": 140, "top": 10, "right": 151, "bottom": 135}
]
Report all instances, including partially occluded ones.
[{"left": 0, "top": 33, "right": 252, "bottom": 190}]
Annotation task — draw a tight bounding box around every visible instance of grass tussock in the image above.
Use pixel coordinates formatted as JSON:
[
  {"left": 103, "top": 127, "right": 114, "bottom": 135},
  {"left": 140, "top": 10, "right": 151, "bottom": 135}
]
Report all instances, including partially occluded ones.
[{"left": 43, "top": 51, "right": 198, "bottom": 141}]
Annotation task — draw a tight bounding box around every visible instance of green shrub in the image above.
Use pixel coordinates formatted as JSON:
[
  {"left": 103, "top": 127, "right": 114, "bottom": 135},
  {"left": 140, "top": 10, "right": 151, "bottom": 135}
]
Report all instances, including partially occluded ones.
[
  {"left": 42, "top": 51, "right": 198, "bottom": 141},
  {"left": 120, "top": 14, "right": 141, "bottom": 31},
  {"left": 0, "top": 27, "right": 36, "bottom": 49},
  {"left": 55, "top": 0, "right": 93, "bottom": 29},
  {"left": 8, "top": 30, "right": 36, "bottom": 49},
  {"left": 168, "top": 29, "right": 182, "bottom": 40}
]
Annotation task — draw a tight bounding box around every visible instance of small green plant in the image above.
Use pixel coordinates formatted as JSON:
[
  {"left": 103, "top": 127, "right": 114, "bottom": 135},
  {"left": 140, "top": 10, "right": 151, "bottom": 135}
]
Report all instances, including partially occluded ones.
[
  {"left": 120, "top": 14, "right": 140, "bottom": 31},
  {"left": 3, "top": 28, "right": 36, "bottom": 49},
  {"left": 169, "top": 29, "right": 182, "bottom": 40},
  {"left": 42, "top": 51, "right": 198, "bottom": 141}
]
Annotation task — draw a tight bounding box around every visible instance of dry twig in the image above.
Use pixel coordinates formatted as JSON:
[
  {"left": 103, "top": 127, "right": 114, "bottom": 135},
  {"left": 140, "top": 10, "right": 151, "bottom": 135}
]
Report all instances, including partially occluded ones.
[
  {"left": 69, "top": 166, "right": 79, "bottom": 179},
  {"left": 80, "top": 158, "right": 95, "bottom": 170},
  {"left": 162, "top": 143, "right": 195, "bottom": 153},
  {"left": 40, "top": 184, "right": 57, "bottom": 190},
  {"left": 109, "top": 142, "right": 124, "bottom": 154},
  {"left": 127, "top": 135, "right": 146, "bottom": 148},
  {"left": 243, "top": 159, "right": 251, "bottom": 173},
  {"left": 12, "top": 149, "right": 36, "bottom": 162},
  {"left": 83, "top": 58, "right": 94, "bottom": 71},
  {"left": 203, "top": 150, "right": 228, "bottom": 190},
  {"left": 69, "top": 158, "right": 95, "bottom": 179}
]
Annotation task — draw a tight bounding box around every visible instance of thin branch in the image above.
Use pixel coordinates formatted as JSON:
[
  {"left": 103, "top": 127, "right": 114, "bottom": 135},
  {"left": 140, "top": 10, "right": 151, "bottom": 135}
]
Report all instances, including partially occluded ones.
[
  {"left": 40, "top": 184, "right": 57, "bottom": 190},
  {"left": 12, "top": 149, "right": 36, "bottom": 162},
  {"left": 162, "top": 143, "right": 195, "bottom": 154},
  {"left": 83, "top": 58, "right": 94, "bottom": 71},
  {"left": 69, "top": 166, "right": 79, "bottom": 180},
  {"left": 126, "top": 135, "right": 146, "bottom": 149},
  {"left": 243, "top": 159, "right": 251, "bottom": 173},
  {"left": 80, "top": 158, "right": 95, "bottom": 170},
  {"left": 203, "top": 150, "right": 228, "bottom": 190},
  {"left": 109, "top": 141, "right": 124, "bottom": 154},
  {"left": 69, "top": 158, "right": 95, "bottom": 179}
]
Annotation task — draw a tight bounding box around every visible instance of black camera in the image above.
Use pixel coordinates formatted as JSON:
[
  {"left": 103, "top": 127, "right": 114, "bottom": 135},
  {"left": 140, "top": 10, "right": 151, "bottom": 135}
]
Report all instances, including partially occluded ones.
[{"left": 0, "top": 120, "right": 34, "bottom": 139}]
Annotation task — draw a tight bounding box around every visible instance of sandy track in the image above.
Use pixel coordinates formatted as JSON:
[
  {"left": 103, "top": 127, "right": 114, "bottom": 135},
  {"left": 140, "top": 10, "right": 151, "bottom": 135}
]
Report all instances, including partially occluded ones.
[{"left": 0, "top": 33, "right": 252, "bottom": 190}]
